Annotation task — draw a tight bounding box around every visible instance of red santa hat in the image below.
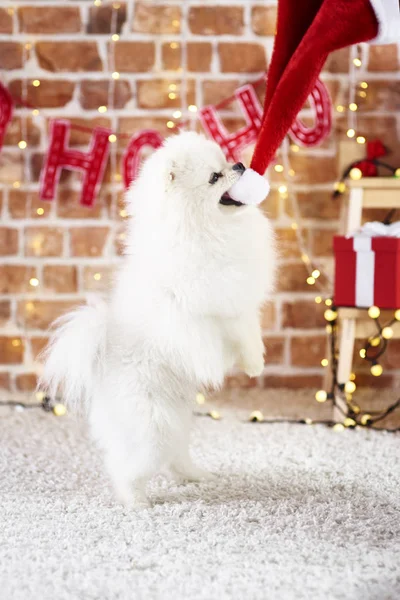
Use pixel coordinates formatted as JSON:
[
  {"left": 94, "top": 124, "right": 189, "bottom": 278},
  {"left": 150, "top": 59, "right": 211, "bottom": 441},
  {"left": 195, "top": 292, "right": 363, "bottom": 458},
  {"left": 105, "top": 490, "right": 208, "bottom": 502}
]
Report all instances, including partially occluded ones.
[{"left": 250, "top": 0, "right": 400, "bottom": 175}]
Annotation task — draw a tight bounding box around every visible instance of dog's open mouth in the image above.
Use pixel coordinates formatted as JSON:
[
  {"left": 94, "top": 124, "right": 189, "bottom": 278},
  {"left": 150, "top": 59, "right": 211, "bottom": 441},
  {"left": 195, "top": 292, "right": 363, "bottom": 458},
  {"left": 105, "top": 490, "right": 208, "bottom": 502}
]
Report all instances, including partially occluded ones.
[{"left": 219, "top": 192, "right": 244, "bottom": 207}]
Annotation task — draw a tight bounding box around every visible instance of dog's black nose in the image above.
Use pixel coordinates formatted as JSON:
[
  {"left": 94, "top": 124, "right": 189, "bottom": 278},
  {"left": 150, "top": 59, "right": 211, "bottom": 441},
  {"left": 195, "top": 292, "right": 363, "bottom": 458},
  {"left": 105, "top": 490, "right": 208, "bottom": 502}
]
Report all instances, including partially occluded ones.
[{"left": 232, "top": 162, "right": 246, "bottom": 173}]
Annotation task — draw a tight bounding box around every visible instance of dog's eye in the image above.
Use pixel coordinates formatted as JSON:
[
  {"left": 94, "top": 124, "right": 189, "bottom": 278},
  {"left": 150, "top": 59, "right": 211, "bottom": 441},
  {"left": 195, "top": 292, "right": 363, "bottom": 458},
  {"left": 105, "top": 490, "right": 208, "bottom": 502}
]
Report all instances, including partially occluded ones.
[{"left": 209, "top": 172, "right": 222, "bottom": 185}]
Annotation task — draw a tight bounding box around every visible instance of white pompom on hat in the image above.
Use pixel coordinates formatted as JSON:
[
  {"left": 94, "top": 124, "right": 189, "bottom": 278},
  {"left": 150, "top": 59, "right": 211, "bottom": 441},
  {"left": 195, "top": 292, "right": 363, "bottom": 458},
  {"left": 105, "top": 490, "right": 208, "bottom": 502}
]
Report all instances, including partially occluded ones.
[{"left": 228, "top": 169, "right": 270, "bottom": 206}]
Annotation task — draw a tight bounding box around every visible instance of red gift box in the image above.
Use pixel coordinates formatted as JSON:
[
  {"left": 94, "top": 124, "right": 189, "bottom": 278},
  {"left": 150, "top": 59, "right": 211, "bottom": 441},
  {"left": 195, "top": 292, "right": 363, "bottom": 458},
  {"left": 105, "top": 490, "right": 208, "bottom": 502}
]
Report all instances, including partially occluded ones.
[{"left": 334, "top": 235, "right": 400, "bottom": 309}]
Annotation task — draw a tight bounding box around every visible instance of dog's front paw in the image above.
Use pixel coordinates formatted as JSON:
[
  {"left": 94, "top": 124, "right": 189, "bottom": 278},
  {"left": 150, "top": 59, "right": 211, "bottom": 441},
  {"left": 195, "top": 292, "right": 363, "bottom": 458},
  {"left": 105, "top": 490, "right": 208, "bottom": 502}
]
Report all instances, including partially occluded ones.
[
  {"left": 241, "top": 357, "right": 265, "bottom": 378},
  {"left": 172, "top": 463, "right": 216, "bottom": 483}
]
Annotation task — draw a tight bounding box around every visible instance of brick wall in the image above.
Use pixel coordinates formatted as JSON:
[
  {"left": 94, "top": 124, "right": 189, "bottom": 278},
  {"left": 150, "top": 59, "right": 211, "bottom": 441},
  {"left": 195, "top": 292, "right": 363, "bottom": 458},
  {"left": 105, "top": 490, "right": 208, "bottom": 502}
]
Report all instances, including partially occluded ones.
[{"left": 0, "top": 1, "right": 399, "bottom": 398}]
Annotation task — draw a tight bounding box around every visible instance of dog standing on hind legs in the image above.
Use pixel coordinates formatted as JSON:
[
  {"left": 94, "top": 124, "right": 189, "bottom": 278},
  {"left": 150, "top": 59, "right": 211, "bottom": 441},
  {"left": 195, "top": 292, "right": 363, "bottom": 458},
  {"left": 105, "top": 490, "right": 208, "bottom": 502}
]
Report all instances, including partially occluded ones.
[{"left": 40, "top": 132, "right": 276, "bottom": 508}]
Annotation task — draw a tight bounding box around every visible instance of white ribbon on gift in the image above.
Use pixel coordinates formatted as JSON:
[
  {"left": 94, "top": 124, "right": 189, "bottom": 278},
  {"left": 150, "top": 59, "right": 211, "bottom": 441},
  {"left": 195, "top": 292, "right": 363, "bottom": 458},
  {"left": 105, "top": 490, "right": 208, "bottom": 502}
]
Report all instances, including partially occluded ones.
[{"left": 348, "top": 221, "right": 400, "bottom": 307}]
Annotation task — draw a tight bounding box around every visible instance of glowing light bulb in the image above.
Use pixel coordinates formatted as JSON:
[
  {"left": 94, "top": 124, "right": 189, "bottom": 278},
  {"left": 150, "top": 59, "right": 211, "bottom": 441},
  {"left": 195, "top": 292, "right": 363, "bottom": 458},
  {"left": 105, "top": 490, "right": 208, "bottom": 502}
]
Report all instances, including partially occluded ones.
[
  {"left": 290, "top": 144, "right": 299, "bottom": 152},
  {"left": 18, "top": 140, "right": 27, "bottom": 149},
  {"left": 169, "top": 83, "right": 177, "bottom": 91},
  {"left": 98, "top": 105, "right": 107, "bottom": 113},
  {"left": 359, "top": 91, "right": 367, "bottom": 98},
  {"left": 361, "top": 414, "right": 371, "bottom": 425},
  {"left": 333, "top": 423, "right": 345, "bottom": 432},
  {"left": 336, "top": 105, "right": 345, "bottom": 113},
  {"left": 112, "top": 72, "right": 120, "bottom": 80},
  {"left": 315, "top": 390, "right": 327, "bottom": 403},
  {"left": 324, "top": 309, "right": 338, "bottom": 322},
  {"left": 167, "top": 121, "right": 175, "bottom": 129},
  {"left": 36, "top": 208, "right": 44, "bottom": 215},
  {"left": 370, "top": 337, "right": 380, "bottom": 347},
  {"left": 108, "top": 134, "right": 117, "bottom": 143},
  {"left": 353, "top": 57, "right": 362, "bottom": 67},
  {"left": 250, "top": 410, "right": 264, "bottom": 422},
  {"left": 344, "top": 381, "right": 356, "bottom": 394},
  {"left": 12, "top": 339, "right": 21, "bottom": 347},
  {"left": 357, "top": 136, "right": 366, "bottom": 144},
  {"left": 325, "top": 299, "right": 333, "bottom": 307},
  {"left": 359, "top": 348, "right": 366, "bottom": 358},
  {"left": 307, "top": 276, "right": 315, "bottom": 285},
  {"left": 360, "top": 82, "right": 368, "bottom": 89},
  {"left": 321, "top": 358, "right": 329, "bottom": 367},
  {"left": 274, "top": 164, "right": 284, "bottom": 173},
  {"left": 196, "top": 393, "right": 205, "bottom": 405},
  {"left": 29, "top": 278, "right": 39, "bottom": 287},
  {"left": 334, "top": 181, "right": 346, "bottom": 194},
  {"left": 53, "top": 403, "right": 67, "bottom": 416},
  {"left": 112, "top": 34, "right": 119, "bottom": 41},
  {"left": 278, "top": 185, "right": 287, "bottom": 194},
  {"left": 346, "top": 128, "right": 355, "bottom": 138},
  {"left": 168, "top": 92, "right": 176, "bottom": 99},
  {"left": 368, "top": 305, "right": 380, "bottom": 319},
  {"left": 382, "top": 327, "right": 393, "bottom": 340},
  {"left": 209, "top": 410, "right": 220, "bottom": 420},
  {"left": 394, "top": 309, "right": 400, "bottom": 321},
  {"left": 32, "top": 80, "right": 40, "bottom": 87},
  {"left": 172, "top": 20, "right": 180, "bottom": 27},
  {"left": 315, "top": 296, "right": 322, "bottom": 304},
  {"left": 188, "top": 105, "right": 197, "bottom": 113},
  {"left": 94, "top": 0, "right": 102, "bottom": 5},
  {"left": 288, "top": 169, "right": 295, "bottom": 177},
  {"left": 395, "top": 168, "right": 400, "bottom": 178},
  {"left": 291, "top": 222, "right": 298, "bottom": 231},
  {"left": 370, "top": 363, "right": 383, "bottom": 377},
  {"left": 32, "top": 109, "right": 40, "bottom": 116},
  {"left": 344, "top": 417, "right": 356, "bottom": 427},
  {"left": 349, "top": 103, "right": 358, "bottom": 111},
  {"left": 312, "top": 269, "right": 320, "bottom": 279},
  {"left": 173, "top": 110, "right": 182, "bottom": 118},
  {"left": 170, "top": 42, "right": 179, "bottom": 49},
  {"left": 349, "top": 167, "right": 362, "bottom": 180}
]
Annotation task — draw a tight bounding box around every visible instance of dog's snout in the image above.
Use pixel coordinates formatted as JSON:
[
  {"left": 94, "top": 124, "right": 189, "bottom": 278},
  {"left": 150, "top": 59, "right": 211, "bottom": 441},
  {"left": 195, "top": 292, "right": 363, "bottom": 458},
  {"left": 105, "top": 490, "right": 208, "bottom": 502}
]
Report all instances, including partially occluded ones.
[{"left": 232, "top": 162, "right": 246, "bottom": 174}]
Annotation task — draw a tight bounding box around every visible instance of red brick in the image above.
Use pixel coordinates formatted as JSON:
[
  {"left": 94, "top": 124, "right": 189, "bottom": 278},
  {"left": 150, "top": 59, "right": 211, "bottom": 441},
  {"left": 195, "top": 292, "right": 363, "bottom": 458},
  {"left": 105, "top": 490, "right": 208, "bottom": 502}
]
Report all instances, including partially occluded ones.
[
  {"left": 282, "top": 301, "right": 326, "bottom": 329},
  {"left": 368, "top": 44, "right": 398, "bottom": 72},
  {"left": 113, "top": 41, "right": 155, "bottom": 73},
  {"left": 357, "top": 80, "right": 400, "bottom": 112},
  {"left": 56, "top": 189, "right": 103, "bottom": 219},
  {"left": 352, "top": 373, "right": 393, "bottom": 389},
  {"left": 225, "top": 373, "right": 258, "bottom": 389},
  {"left": 251, "top": 6, "right": 277, "bottom": 36},
  {"left": 25, "top": 227, "right": 64, "bottom": 257},
  {"left": 43, "top": 265, "right": 78, "bottom": 293},
  {"left": 0, "top": 8, "right": 13, "bottom": 34},
  {"left": 65, "top": 118, "right": 112, "bottom": 146},
  {"left": 0, "top": 153, "right": 23, "bottom": 185},
  {"left": 289, "top": 155, "right": 338, "bottom": 184},
  {"left": 0, "top": 372, "right": 11, "bottom": 390},
  {"left": 259, "top": 190, "right": 280, "bottom": 220},
  {"left": 275, "top": 228, "right": 301, "bottom": 259},
  {"left": 0, "top": 227, "right": 18, "bottom": 256},
  {"left": 323, "top": 48, "right": 350, "bottom": 73},
  {"left": 277, "top": 263, "right": 311, "bottom": 292},
  {"left": 202, "top": 80, "right": 240, "bottom": 106},
  {"left": 4, "top": 116, "right": 41, "bottom": 148},
  {"left": 260, "top": 302, "right": 276, "bottom": 330},
  {"left": 0, "top": 42, "right": 23, "bottom": 70},
  {"left": 17, "top": 300, "right": 80, "bottom": 330},
  {"left": 263, "top": 336, "right": 285, "bottom": 364},
  {"left": 290, "top": 336, "right": 326, "bottom": 367},
  {"left": 83, "top": 266, "right": 114, "bottom": 292},
  {"left": 219, "top": 43, "right": 267, "bottom": 73},
  {"left": 311, "top": 229, "right": 336, "bottom": 257},
  {"left": 15, "top": 373, "right": 38, "bottom": 392},
  {"left": 263, "top": 374, "right": 323, "bottom": 389},
  {"left": 87, "top": 3, "right": 126, "bottom": 34},
  {"left": 80, "top": 79, "right": 132, "bottom": 109},
  {"left": 70, "top": 227, "right": 110, "bottom": 257},
  {"left": 133, "top": 4, "right": 181, "bottom": 34},
  {"left": 8, "top": 79, "right": 75, "bottom": 108},
  {"left": 296, "top": 191, "right": 341, "bottom": 221},
  {"left": 0, "top": 337, "right": 25, "bottom": 364},
  {"left": 189, "top": 7, "right": 243, "bottom": 35},
  {"left": 118, "top": 117, "right": 171, "bottom": 142},
  {"left": 162, "top": 43, "right": 213, "bottom": 72},
  {"left": 18, "top": 6, "right": 81, "bottom": 33},
  {"left": 0, "top": 266, "right": 37, "bottom": 294},
  {"left": 0, "top": 301, "right": 10, "bottom": 325},
  {"left": 137, "top": 79, "right": 195, "bottom": 109},
  {"left": 31, "top": 337, "right": 50, "bottom": 360},
  {"left": 380, "top": 340, "right": 400, "bottom": 370},
  {"left": 36, "top": 42, "right": 102, "bottom": 72}
]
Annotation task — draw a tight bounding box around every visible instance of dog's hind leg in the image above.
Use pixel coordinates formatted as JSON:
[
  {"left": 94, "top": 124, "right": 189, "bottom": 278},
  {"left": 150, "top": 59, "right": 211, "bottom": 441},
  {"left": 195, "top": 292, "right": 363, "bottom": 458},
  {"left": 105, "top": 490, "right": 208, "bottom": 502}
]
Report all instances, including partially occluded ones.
[{"left": 104, "top": 449, "right": 154, "bottom": 509}]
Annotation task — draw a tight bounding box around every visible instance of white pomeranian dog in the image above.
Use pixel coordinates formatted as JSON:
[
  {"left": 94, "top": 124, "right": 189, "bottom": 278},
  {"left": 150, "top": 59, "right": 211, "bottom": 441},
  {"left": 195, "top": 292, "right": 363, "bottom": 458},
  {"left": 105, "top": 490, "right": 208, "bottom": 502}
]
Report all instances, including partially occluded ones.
[{"left": 40, "top": 132, "right": 275, "bottom": 508}]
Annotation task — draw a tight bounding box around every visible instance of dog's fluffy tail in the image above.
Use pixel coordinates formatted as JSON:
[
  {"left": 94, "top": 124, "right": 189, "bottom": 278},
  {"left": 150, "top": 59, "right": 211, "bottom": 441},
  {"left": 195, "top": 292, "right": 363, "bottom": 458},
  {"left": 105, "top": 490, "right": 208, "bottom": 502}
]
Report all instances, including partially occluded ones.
[{"left": 39, "top": 299, "right": 107, "bottom": 414}]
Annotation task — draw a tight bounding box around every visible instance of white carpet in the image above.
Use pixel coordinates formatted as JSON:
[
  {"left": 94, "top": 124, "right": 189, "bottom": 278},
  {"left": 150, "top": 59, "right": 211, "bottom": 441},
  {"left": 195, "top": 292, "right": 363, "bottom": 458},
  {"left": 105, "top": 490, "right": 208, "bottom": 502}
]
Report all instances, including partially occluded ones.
[{"left": 1, "top": 408, "right": 399, "bottom": 600}]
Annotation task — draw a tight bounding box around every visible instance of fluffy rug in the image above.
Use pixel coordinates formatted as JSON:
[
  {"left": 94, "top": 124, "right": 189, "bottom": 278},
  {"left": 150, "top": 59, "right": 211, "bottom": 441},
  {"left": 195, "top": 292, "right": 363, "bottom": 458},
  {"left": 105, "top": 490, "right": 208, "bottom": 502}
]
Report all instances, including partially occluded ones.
[{"left": 1, "top": 407, "right": 399, "bottom": 600}]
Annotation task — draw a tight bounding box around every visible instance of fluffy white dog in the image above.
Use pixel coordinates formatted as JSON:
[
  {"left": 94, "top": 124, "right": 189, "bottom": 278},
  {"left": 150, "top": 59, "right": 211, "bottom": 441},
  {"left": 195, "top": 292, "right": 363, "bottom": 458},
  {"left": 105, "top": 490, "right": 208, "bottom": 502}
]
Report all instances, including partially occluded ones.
[{"left": 41, "top": 132, "right": 276, "bottom": 508}]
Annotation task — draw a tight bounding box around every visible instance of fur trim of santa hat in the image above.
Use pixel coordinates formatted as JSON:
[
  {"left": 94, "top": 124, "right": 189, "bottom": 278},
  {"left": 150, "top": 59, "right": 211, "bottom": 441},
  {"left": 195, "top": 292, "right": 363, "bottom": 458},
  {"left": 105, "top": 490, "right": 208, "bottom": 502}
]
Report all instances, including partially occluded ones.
[
  {"left": 228, "top": 169, "right": 270, "bottom": 206},
  {"left": 370, "top": 0, "right": 400, "bottom": 44}
]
